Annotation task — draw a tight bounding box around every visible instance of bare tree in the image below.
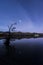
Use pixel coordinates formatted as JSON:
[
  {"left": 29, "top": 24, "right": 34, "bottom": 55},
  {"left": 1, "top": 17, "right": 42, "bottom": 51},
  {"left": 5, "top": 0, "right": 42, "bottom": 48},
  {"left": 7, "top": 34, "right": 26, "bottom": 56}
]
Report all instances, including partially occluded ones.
[{"left": 4, "top": 23, "right": 17, "bottom": 46}]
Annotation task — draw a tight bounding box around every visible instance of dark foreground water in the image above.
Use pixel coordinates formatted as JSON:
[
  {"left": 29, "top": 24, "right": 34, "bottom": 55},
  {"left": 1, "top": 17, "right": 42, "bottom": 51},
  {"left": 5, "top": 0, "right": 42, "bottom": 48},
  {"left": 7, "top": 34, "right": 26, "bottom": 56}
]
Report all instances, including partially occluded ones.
[{"left": 0, "top": 38, "right": 43, "bottom": 65}]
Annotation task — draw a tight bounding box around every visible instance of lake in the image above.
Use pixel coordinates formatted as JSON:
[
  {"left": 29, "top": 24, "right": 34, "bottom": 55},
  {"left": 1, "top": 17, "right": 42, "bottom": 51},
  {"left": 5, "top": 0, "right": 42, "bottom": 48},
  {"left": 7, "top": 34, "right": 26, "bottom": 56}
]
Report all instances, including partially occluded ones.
[{"left": 0, "top": 38, "right": 43, "bottom": 65}]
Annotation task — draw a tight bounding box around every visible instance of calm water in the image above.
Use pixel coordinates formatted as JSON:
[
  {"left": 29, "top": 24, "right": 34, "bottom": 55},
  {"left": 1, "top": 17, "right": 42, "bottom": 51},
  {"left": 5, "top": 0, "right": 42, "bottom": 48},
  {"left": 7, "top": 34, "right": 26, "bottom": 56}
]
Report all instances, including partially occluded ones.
[{"left": 0, "top": 38, "right": 43, "bottom": 65}]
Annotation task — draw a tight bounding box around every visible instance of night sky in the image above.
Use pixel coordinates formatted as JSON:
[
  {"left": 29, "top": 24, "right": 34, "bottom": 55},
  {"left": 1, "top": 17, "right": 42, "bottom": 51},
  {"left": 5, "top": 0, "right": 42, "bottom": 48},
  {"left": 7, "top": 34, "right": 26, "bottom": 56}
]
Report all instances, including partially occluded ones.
[{"left": 0, "top": 0, "right": 43, "bottom": 33}]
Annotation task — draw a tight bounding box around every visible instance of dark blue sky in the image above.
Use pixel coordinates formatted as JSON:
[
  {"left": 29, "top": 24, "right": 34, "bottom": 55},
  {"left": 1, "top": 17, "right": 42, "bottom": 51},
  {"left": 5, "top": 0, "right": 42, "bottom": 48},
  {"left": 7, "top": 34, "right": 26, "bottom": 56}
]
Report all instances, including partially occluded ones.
[{"left": 0, "top": 0, "right": 43, "bottom": 32}]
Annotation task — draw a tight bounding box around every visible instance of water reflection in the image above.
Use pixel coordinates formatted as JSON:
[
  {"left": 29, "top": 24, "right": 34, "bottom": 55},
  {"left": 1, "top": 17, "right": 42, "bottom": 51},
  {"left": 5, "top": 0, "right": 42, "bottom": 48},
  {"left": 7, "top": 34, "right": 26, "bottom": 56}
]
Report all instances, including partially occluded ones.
[
  {"left": 0, "top": 38, "right": 43, "bottom": 65},
  {"left": 4, "top": 39, "right": 16, "bottom": 65},
  {"left": 0, "top": 39, "right": 16, "bottom": 65}
]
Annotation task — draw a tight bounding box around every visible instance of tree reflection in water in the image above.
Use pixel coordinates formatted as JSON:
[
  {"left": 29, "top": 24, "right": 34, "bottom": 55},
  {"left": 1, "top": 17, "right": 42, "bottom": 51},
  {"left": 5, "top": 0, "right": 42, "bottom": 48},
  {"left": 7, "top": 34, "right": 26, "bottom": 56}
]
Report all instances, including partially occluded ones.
[{"left": 4, "top": 39, "right": 16, "bottom": 65}]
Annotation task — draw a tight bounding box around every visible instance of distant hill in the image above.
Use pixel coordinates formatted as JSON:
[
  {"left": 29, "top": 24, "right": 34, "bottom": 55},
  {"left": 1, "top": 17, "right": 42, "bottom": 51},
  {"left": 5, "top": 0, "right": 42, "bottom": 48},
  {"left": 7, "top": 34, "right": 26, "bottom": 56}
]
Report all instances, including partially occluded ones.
[{"left": 0, "top": 31, "right": 43, "bottom": 39}]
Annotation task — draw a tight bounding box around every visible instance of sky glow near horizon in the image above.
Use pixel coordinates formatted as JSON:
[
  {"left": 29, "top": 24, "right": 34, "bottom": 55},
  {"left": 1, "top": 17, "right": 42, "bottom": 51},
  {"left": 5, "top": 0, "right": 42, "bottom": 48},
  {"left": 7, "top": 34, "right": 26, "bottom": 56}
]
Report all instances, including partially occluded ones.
[{"left": 0, "top": 0, "right": 43, "bottom": 33}]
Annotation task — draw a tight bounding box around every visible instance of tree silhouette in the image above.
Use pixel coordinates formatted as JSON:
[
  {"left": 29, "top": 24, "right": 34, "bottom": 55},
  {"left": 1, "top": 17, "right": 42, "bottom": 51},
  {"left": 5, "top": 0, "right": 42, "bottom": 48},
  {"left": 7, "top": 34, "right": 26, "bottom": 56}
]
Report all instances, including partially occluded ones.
[{"left": 4, "top": 23, "right": 17, "bottom": 46}]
